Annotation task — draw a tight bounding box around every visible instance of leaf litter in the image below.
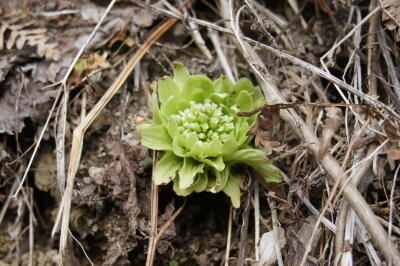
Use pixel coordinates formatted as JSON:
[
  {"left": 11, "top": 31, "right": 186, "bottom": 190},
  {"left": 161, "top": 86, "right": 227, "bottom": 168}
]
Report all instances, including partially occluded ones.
[{"left": 1, "top": 0, "right": 400, "bottom": 265}]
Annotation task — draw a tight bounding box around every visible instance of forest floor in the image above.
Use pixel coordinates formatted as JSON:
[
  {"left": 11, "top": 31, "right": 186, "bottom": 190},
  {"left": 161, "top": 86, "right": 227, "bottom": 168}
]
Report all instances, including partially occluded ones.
[{"left": 0, "top": 0, "right": 400, "bottom": 265}]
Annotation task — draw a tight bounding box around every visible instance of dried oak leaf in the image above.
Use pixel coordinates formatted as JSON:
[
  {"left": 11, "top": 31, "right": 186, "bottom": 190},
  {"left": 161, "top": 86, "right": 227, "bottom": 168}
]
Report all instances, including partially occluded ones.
[
  {"left": 255, "top": 129, "right": 285, "bottom": 155},
  {"left": 240, "top": 105, "right": 285, "bottom": 155},
  {"left": 70, "top": 52, "right": 110, "bottom": 84}
]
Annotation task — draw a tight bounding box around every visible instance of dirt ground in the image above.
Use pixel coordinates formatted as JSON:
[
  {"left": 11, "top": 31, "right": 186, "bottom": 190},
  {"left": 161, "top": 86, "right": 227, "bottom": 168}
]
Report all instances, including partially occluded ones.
[{"left": 0, "top": 0, "right": 400, "bottom": 265}]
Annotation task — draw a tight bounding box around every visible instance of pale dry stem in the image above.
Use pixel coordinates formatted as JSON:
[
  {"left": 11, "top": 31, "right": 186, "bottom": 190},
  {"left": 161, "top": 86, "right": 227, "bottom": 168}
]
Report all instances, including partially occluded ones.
[
  {"left": 226, "top": 1, "right": 400, "bottom": 264},
  {"left": 53, "top": 12, "right": 181, "bottom": 264}
]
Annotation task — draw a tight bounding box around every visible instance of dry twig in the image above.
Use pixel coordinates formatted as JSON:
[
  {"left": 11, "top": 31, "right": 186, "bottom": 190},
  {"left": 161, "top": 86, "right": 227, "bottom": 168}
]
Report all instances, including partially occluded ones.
[
  {"left": 50, "top": 1, "right": 195, "bottom": 263},
  {"left": 225, "top": 1, "right": 400, "bottom": 264}
]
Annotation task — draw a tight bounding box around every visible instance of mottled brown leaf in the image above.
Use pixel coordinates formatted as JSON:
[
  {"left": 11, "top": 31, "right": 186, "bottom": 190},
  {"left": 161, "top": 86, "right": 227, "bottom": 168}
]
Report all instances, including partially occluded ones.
[
  {"left": 382, "top": 0, "right": 400, "bottom": 41},
  {"left": 384, "top": 120, "right": 400, "bottom": 141},
  {"left": 318, "top": 107, "right": 342, "bottom": 159}
]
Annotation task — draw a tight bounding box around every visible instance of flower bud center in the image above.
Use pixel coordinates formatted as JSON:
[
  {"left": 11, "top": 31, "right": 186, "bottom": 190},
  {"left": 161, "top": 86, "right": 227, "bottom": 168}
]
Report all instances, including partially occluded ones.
[{"left": 172, "top": 100, "right": 234, "bottom": 142}]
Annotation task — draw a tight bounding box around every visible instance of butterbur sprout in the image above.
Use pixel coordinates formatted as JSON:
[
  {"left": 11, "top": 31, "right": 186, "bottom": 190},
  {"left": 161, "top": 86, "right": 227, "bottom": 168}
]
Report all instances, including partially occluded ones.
[{"left": 138, "top": 62, "right": 282, "bottom": 207}]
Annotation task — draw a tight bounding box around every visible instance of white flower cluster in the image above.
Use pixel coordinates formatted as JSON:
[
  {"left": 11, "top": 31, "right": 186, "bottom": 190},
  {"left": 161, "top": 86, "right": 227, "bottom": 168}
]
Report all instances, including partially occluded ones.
[{"left": 171, "top": 99, "right": 234, "bottom": 142}]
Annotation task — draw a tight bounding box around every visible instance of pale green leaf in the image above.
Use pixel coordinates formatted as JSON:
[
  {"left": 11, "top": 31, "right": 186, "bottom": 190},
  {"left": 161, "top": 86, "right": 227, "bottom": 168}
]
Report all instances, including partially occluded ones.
[
  {"left": 234, "top": 121, "right": 252, "bottom": 146},
  {"left": 172, "top": 135, "right": 188, "bottom": 157},
  {"left": 225, "top": 149, "right": 282, "bottom": 183},
  {"left": 171, "top": 132, "right": 200, "bottom": 157},
  {"left": 213, "top": 76, "right": 234, "bottom": 93},
  {"left": 190, "top": 87, "right": 205, "bottom": 103},
  {"left": 253, "top": 86, "right": 265, "bottom": 107},
  {"left": 178, "top": 157, "right": 204, "bottom": 189},
  {"left": 222, "top": 175, "right": 241, "bottom": 208},
  {"left": 158, "top": 76, "right": 179, "bottom": 103},
  {"left": 160, "top": 96, "right": 180, "bottom": 116},
  {"left": 222, "top": 136, "right": 238, "bottom": 155},
  {"left": 173, "top": 62, "right": 190, "bottom": 88},
  {"left": 165, "top": 119, "right": 180, "bottom": 138},
  {"left": 181, "top": 76, "right": 214, "bottom": 100},
  {"left": 173, "top": 177, "right": 193, "bottom": 196},
  {"left": 176, "top": 99, "right": 190, "bottom": 111},
  {"left": 200, "top": 156, "right": 225, "bottom": 172},
  {"left": 154, "top": 152, "right": 182, "bottom": 185},
  {"left": 137, "top": 124, "right": 172, "bottom": 151},
  {"left": 236, "top": 90, "right": 253, "bottom": 112},
  {"left": 188, "top": 139, "right": 223, "bottom": 159},
  {"left": 209, "top": 93, "right": 228, "bottom": 105},
  {"left": 192, "top": 173, "right": 208, "bottom": 192},
  {"left": 233, "top": 78, "right": 254, "bottom": 93},
  {"left": 208, "top": 167, "right": 230, "bottom": 193},
  {"left": 150, "top": 91, "right": 163, "bottom": 125},
  {"left": 173, "top": 173, "right": 209, "bottom": 196}
]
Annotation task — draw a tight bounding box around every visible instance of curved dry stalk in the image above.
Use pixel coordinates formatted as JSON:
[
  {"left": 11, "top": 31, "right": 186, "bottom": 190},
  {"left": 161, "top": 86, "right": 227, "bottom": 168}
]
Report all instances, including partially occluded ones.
[
  {"left": 146, "top": 197, "right": 185, "bottom": 266},
  {"left": 208, "top": 29, "right": 235, "bottom": 82},
  {"left": 367, "top": 0, "right": 380, "bottom": 95},
  {"left": 224, "top": 206, "right": 233, "bottom": 266},
  {"left": 389, "top": 165, "right": 400, "bottom": 247},
  {"left": 267, "top": 192, "right": 284, "bottom": 266},
  {"left": 52, "top": 1, "right": 196, "bottom": 263},
  {"left": 225, "top": 1, "right": 400, "bottom": 265},
  {"left": 254, "top": 180, "right": 260, "bottom": 262},
  {"left": 12, "top": 0, "right": 118, "bottom": 198},
  {"left": 146, "top": 151, "right": 159, "bottom": 266},
  {"left": 299, "top": 127, "right": 358, "bottom": 266},
  {"left": 335, "top": 145, "right": 376, "bottom": 257},
  {"left": 11, "top": 87, "right": 62, "bottom": 198},
  {"left": 135, "top": 2, "right": 400, "bottom": 122}
]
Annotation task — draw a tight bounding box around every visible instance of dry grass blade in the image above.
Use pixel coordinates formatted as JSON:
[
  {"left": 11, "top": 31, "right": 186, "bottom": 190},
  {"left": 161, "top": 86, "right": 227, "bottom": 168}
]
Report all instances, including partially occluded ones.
[
  {"left": 224, "top": 206, "right": 233, "bottom": 266},
  {"left": 225, "top": 1, "right": 400, "bottom": 264},
  {"left": 53, "top": 7, "right": 185, "bottom": 266},
  {"left": 51, "top": 1, "right": 197, "bottom": 264},
  {"left": 254, "top": 180, "right": 260, "bottom": 262},
  {"left": 12, "top": 0, "right": 118, "bottom": 199},
  {"left": 4, "top": 0, "right": 400, "bottom": 264},
  {"left": 135, "top": 2, "right": 400, "bottom": 122},
  {"left": 146, "top": 201, "right": 185, "bottom": 266}
]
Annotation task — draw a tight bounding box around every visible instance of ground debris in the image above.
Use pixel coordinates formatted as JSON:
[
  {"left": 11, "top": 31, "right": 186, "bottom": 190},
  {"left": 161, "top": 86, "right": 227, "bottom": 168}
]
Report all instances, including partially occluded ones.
[
  {"left": 1, "top": 0, "right": 400, "bottom": 265},
  {"left": 382, "top": 0, "right": 400, "bottom": 41}
]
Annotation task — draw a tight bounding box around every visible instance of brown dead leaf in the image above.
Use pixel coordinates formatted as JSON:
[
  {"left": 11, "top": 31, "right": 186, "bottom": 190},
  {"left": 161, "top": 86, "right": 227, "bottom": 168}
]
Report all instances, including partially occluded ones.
[
  {"left": 258, "top": 227, "right": 286, "bottom": 266},
  {"left": 384, "top": 120, "right": 400, "bottom": 141},
  {"left": 314, "top": 0, "right": 334, "bottom": 15},
  {"left": 239, "top": 103, "right": 360, "bottom": 158},
  {"left": 109, "top": 21, "right": 129, "bottom": 47},
  {"left": 255, "top": 130, "right": 286, "bottom": 155},
  {"left": 86, "top": 53, "right": 110, "bottom": 70},
  {"left": 0, "top": 17, "right": 60, "bottom": 61},
  {"left": 34, "top": 151, "right": 56, "bottom": 191},
  {"left": 0, "top": 145, "right": 11, "bottom": 161},
  {"left": 319, "top": 107, "right": 342, "bottom": 159},
  {"left": 89, "top": 17, "right": 125, "bottom": 49},
  {"left": 374, "top": 155, "right": 387, "bottom": 181},
  {"left": 385, "top": 146, "right": 400, "bottom": 161},
  {"left": 0, "top": 73, "right": 56, "bottom": 134},
  {"left": 384, "top": 143, "right": 400, "bottom": 170},
  {"left": 70, "top": 52, "right": 110, "bottom": 84},
  {"left": 131, "top": 8, "right": 154, "bottom": 27},
  {"left": 382, "top": 0, "right": 400, "bottom": 41}
]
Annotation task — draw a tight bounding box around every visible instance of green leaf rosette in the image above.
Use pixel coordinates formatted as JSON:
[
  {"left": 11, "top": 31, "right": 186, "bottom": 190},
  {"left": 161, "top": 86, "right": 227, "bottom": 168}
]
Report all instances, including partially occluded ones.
[{"left": 138, "top": 62, "right": 282, "bottom": 207}]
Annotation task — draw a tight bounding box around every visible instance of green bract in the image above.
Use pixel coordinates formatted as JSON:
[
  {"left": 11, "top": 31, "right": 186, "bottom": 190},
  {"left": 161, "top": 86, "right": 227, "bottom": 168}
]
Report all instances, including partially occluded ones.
[{"left": 138, "top": 62, "right": 282, "bottom": 208}]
